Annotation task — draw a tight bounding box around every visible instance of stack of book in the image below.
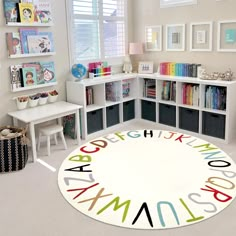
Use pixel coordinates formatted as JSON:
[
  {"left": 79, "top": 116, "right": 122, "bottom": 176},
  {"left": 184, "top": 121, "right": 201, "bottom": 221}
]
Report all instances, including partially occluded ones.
[
  {"left": 10, "top": 61, "right": 55, "bottom": 90},
  {"left": 160, "top": 62, "right": 202, "bottom": 78},
  {"left": 161, "top": 81, "right": 176, "bottom": 101},
  {"left": 182, "top": 83, "right": 199, "bottom": 106},
  {"left": 6, "top": 28, "right": 54, "bottom": 56},
  {"left": 3, "top": 0, "right": 52, "bottom": 24},
  {"left": 143, "top": 79, "right": 156, "bottom": 99},
  {"left": 205, "top": 86, "right": 226, "bottom": 111}
]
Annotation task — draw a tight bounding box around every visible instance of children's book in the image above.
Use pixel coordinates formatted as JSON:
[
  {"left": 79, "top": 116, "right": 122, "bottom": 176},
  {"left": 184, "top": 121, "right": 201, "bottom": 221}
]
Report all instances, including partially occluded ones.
[
  {"left": 6, "top": 32, "right": 22, "bottom": 55},
  {"left": 19, "top": 27, "right": 38, "bottom": 54},
  {"left": 22, "top": 67, "right": 37, "bottom": 87},
  {"left": 40, "top": 61, "right": 56, "bottom": 83},
  {"left": 27, "top": 34, "right": 51, "bottom": 53},
  {"left": 34, "top": 0, "right": 52, "bottom": 23},
  {"left": 38, "top": 31, "right": 54, "bottom": 52},
  {"left": 22, "top": 62, "right": 44, "bottom": 84},
  {"left": 10, "top": 64, "right": 23, "bottom": 90},
  {"left": 18, "top": 2, "right": 34, "bottom": 23},
  {"left": 3, "top": 0, "right": 19, "bottom": 23}
]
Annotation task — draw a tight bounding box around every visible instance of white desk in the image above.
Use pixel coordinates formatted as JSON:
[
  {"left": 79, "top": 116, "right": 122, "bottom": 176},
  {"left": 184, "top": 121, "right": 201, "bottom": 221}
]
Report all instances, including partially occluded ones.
[{"left": 8, "top": 101, "right": 83, "bottom": 162}]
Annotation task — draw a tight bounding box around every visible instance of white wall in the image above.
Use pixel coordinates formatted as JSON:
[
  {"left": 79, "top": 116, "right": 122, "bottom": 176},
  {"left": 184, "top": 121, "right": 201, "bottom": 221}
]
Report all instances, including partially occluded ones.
[
  {"left": 1, "top": 0, "right": 235, "bottom": 126},
  {"left": 0, "top": 0, "right": 70, "bottom": 126},
  {"left": 131, "top": 0, "right": 236, "bottom": 73}
]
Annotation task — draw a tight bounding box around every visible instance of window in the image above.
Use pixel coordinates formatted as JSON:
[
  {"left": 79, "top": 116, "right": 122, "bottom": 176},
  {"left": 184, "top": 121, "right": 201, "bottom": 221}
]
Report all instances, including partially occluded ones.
[
  {"left": 160, "top": 0, "right": 197, "bottom": 8},
  {"left": 66, "top": 0, "right": 127, "bottom": 64}
]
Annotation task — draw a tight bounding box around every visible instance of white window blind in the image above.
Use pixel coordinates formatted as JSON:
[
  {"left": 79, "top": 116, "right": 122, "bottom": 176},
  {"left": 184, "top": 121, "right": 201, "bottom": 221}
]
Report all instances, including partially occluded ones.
[
  {"left": 160, "top": 0, "right": 197, "bottom": 8},
  {"left": 68, "top": 0, "right": 127, "bottom": 63}
]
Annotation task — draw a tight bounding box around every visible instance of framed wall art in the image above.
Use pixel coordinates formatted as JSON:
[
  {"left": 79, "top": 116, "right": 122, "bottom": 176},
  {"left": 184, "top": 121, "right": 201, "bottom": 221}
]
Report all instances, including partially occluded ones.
[
  {"left": 145, "top": 25, "right": 162, "bottom": 51},
  {"left": 138, "top": 61, "right": 154, "bottom": 74},
  {"left": 217, "top": 20, "right": 236, "bottom": 52},
  {"left": 166, "top": 24, "right": 185, "bottom": 51},
  {"left": 190, "top": 22, "right": 213, "bottom": 51}
]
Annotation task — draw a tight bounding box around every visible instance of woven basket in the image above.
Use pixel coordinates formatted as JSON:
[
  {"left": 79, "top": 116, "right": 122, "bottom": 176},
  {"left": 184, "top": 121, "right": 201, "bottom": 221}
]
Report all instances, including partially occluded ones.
[{"left": 0, "top": 126, "right": 28, "bottom": 173}]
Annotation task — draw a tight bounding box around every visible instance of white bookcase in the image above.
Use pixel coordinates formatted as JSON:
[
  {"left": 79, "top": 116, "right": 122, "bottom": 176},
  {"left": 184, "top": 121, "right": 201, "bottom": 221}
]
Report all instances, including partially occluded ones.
[
  {"left": 67, "top": 73, "right": 236, "bottom": 143},
  {"left": 66, "top": 74, "right": 138, "bottom": 139}
]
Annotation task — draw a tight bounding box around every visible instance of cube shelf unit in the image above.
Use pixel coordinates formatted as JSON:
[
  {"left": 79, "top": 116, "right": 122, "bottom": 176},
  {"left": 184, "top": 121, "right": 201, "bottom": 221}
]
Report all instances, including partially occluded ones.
[
  {"left": 138, "top": 74, "right": 236, "bottom": 143},
  {"left": 66, "top": 74, "right": 137, "bottom": 139},
  {"left": 67, "top": 73, "right": 236, "bottom": 143}
]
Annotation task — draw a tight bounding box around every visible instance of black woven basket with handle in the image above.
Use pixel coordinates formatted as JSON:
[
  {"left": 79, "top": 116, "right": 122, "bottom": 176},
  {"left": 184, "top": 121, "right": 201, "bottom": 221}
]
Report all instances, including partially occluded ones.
[{"left": 0, "top": 126, "right": 28, "bottom": 173}]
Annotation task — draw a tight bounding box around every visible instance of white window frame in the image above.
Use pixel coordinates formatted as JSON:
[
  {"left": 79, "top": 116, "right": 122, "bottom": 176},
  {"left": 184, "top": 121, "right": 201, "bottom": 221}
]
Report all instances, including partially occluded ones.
[
  {"left": 66, "top": 0, "right": 128, "bottom": 67},
  {"left": 160, "top": 0, "right": 197, "bottom": 8}
]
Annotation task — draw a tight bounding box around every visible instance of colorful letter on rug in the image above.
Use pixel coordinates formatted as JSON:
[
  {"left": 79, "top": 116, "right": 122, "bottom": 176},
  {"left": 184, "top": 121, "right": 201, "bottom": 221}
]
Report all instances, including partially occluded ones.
[{"left": 58, "top": 130, "right": 236, "bottom": 229}]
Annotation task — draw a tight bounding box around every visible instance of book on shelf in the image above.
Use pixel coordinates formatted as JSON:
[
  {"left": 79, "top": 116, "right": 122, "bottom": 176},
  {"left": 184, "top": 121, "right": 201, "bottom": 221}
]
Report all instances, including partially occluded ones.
[
  {"left": 40, "top": 61, "right": 56, "bottom": 83},
  {"left": 86, "top": 87, "right": 94, "bottom": 105},
  {"left": 122, "top": 80, "right": 130, "bottom": 98},
  {"left": 3, "top": 0, "right": 20, "bottom": 23},
  {"left": 9, "top": 64, "right": 23, "bottom": 90},
  {"left": 22, "top": 62, "right": 44, "bottom": 84},
  {"left": 106, "top": 82, "right": 120, "bottom": 102},
  {"left": 19, "top": 27, "right": 38, "bottom": 54},
  {"left": 6, "top": 32, "right": 22, "bottom": 55},
  {"left": 22, "top": 67, "right": 37, "bottom": 87},
  {"left": 38, "top": 31, "right": 55, "bottom": 52},
  {"left": 27, "top": 34, "right": 51, "bottom": 53},
  {"left": 34, "top": 0, "right": 53, "bottom": 23},
  {"left": 143, "top": 79, "right": 156, "bottom": 99},
  {"left": 182, "top": 83, "right": 199, "bottom": 106},
  {"left": 18, "top": 2, "right": 35, "bottom": 23},
  {"left": 205, "top": 86, "right": 226, "bottom": 111},
  {"left": 162, "top": 81, "right": 176, "bottom": 101}
]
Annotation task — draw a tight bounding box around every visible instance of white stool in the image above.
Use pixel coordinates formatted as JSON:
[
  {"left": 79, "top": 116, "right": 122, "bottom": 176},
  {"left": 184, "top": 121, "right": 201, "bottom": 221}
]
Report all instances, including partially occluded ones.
[{"left": 37, "top": 124, "right": 67, "bottom": 156}]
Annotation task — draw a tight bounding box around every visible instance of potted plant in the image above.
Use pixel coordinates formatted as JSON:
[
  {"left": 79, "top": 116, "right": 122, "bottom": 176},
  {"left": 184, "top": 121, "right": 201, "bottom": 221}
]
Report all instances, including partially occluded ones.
[
  {"left": 39, "top": 92, "right": 48, "bottom": 105},
  {"left": 48, "top": 90, "right": 58, "bottom": 103},
  {"left": 16, "top": 96, "right": 28, "bottom": 110}
]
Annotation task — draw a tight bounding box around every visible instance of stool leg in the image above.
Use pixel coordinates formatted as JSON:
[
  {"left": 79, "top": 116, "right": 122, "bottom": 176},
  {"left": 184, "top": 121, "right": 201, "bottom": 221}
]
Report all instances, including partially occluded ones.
[
  {"left": 60, "top": 131, "right": 67, "bottom": 150},
  {"left": 37, "top": 132, "right": 41, "bottom": 151},
  {"left": 47, "top": 135, "right": 51, "bottom": 156},
  {"left": 54, "top": 134, "right": 58, "bottom": 145}
]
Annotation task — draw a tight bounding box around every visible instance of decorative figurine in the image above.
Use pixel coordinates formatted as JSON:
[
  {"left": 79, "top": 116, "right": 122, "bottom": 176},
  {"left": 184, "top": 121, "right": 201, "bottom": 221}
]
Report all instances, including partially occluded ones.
[
  {"left": 224, "top": 68, "right": 233, "bottom": 81},
  {"left": 123, "top": 56, "right": 132, "bottom": 73}
]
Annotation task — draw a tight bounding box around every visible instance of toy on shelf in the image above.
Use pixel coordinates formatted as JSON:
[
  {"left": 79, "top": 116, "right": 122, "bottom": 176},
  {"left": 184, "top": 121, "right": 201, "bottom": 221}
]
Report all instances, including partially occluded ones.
[{"left": 88, "top": 61, "right": 111, "bottom": 78}]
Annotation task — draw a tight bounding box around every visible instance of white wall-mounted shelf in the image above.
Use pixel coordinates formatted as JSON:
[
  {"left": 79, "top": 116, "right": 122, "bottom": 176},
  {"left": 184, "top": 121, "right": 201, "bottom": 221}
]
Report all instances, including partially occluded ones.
[
  {"left": 9, "top": 52, "right": 56, "bottom": 59},
  {"left": 6, "top": 22, "right": 54, "bottom": 27},
  {"left": 12, "top": 82, "right": 57, "bottom": 92}
]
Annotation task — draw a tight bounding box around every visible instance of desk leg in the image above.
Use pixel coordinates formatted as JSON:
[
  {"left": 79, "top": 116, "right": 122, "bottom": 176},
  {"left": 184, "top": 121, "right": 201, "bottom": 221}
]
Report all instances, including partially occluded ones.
[
  {"left": 29, "top": 122, "right": 37, "bottom": 162},
  {"left": 75, "top": 110, "right": 80, "bottom": 145},
  {"left": 12, "top": 118, "right": 19, "bottom": 126}
]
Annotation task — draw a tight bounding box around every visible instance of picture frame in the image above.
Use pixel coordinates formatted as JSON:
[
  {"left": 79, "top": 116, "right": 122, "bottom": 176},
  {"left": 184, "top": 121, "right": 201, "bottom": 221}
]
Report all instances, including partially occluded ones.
[
  {"left": 138, "top": 61, "right": 154, "bottom": 74},
  {"left": 166, "top": 24, "right": 185, "bottom": 51},
  {"left": 145, "top": 25, "right": 162, "bottom": 51},
  {"left": 217, "top": 20, "right": 236, "bottom": 52},
  {"left": 190, "top": 22, "right": 213, "bottom": 51}
]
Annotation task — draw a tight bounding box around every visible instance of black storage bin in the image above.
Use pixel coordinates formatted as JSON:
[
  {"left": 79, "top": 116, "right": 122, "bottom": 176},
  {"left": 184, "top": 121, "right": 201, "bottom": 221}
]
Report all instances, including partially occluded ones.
[
  {"left": 141, "top": 100, "right": 156, "bottom": 122},
  {"left": 0, "top": 126, "right": 28, "bottom": 173},
  {"left": 123, "top": 100, "right": 135, "bottom": 122},
  {"left": 179, "top": 107, "right": 199, "bottom": 132},
  {"left": 159, "top": 103, "right": 176, "bottom": 127},
  {"left": 87, "top": 109, "right": 103, "bottom": 134},
  {"left": 106, "top": 104, "right": 120, "bottom": 127},
  {"left": 202, "top": 112, "right": 225, "bottom": 139}
]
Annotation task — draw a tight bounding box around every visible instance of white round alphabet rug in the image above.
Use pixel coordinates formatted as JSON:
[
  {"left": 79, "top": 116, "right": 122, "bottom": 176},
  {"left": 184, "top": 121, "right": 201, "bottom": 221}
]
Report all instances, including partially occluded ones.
[{"left": 58, "top": 130, "right": 236, "bottom": 229}]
